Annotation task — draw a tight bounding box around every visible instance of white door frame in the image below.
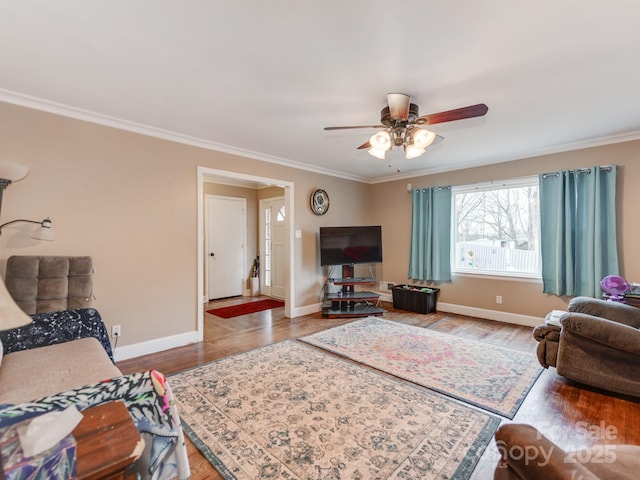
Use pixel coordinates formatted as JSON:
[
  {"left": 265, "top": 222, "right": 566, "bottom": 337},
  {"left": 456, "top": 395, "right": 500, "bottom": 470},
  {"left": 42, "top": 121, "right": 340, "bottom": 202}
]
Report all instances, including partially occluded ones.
[{"left": 196, "top": 166, "right": 295, "bottom": 342}]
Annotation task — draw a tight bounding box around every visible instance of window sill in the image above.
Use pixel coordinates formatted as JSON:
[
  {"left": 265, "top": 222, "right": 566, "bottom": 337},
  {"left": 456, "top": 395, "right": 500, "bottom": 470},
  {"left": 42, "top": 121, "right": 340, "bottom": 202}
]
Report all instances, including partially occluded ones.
[{"left": 452, "top": 271, "right": 542, "bottom": 283}]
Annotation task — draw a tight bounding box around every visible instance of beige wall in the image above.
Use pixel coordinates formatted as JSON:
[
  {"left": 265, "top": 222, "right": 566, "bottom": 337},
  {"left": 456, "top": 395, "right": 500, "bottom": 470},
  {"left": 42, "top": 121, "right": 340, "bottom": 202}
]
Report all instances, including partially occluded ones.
[
  {"left": 2, "top": 99, "right": 638, "bottom": 349},
  {"left": 371, "top": 140, "right": 640, "bottom": 318},
  {"left": 0, "top": 102, "right": 371, "bottom": 347},
  {"left": 258, "top": 186, "right": 285, "bottom": 200}
]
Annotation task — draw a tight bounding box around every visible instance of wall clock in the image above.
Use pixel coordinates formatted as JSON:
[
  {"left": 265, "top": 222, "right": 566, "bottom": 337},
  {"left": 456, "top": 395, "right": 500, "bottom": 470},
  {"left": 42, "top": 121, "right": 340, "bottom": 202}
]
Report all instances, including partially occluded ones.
[{"left": 310, "top": 188, "right": 330, "bottom": 216}]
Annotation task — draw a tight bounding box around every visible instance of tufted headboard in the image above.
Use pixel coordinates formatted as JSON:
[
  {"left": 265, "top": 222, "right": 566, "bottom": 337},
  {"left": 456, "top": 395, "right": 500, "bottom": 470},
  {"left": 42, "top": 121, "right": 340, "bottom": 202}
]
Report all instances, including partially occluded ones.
[{"left": 4, "top": 256, "right": 94, "bottom": 315}]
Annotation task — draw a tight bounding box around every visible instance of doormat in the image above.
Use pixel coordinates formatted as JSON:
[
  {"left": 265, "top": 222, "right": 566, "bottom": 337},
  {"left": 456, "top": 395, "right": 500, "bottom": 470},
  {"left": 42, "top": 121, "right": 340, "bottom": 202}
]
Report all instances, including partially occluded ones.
[
  {"left": 170, "top": 340, "right": 500, "bottom": 479},
  {"left": 206, "top": 299, "right": 284, "bottom": 318},
  {"left": 299, "top": 317, "right": 543, "bottom": 418}
]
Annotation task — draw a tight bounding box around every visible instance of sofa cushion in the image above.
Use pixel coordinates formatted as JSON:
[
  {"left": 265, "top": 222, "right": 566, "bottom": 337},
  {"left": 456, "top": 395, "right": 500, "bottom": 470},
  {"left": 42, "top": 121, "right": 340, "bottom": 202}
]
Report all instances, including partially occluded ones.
[{"left": 0, "top": 338, "right": 121, "bottom": 405}]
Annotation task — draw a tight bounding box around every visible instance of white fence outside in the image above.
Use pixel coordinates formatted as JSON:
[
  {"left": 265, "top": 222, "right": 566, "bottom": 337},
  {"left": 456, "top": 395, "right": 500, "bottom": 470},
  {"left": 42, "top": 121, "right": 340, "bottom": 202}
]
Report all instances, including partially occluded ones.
[{"left": 454, "top": 241, "right": 540, "bottom": 274}]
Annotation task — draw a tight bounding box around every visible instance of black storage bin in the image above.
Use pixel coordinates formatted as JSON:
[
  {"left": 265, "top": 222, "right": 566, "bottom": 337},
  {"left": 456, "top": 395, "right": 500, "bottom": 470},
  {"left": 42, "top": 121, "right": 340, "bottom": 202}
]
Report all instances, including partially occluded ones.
[{"left": 391, "top": 284, "right": 440, "bottom": 313}]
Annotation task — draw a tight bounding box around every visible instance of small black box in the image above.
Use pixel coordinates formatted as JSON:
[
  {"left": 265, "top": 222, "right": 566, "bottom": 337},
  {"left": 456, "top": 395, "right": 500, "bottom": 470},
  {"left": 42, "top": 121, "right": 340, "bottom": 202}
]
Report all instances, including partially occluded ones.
[{"left": 391, "top": 284, "right": 440, "bottom": 313}]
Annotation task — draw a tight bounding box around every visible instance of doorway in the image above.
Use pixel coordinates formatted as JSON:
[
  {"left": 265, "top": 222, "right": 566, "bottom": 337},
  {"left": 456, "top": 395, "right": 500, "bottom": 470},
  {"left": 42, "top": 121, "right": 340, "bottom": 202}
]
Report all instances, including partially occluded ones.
[{"left": 197, "top": 167, "right": 294, "bottom": 342}]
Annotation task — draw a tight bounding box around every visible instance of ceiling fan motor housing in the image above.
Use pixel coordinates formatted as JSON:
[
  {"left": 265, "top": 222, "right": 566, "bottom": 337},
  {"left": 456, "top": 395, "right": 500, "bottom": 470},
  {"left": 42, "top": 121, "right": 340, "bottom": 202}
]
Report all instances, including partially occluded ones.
[{"left": 381, "top": 104, "right": 420, "bottom": 126}]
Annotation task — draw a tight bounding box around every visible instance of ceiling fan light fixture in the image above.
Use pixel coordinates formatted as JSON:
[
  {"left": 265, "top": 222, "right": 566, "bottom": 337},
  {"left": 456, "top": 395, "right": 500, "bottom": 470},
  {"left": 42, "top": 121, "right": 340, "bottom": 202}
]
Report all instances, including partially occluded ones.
[
  {"left": 369, "top": 130, "right": 391, "bottom": 151},
  {"left": 324, "top": 94, "right": 489, "bottom": 166},
  {"left": 368, "top": 147, "right": 387, "bottom": 160},
  {"left": 412, "top": 128, "right": 436, "bottom": 149},
  {"left": 405, "top": 144, "right": 426, "bottom": 159}
]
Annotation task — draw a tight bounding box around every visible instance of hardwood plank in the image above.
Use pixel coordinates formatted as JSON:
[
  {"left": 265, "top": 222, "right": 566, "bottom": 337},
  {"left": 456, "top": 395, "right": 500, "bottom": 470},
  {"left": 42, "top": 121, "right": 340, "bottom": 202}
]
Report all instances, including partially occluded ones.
[{"left": 116, "top": 298, "right": 640, "bottom": 480}]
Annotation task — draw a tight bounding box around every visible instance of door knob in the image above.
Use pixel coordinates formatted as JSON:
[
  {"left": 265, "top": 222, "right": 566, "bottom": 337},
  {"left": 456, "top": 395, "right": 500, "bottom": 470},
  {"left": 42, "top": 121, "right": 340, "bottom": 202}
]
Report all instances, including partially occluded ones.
[{"left": 210, "top": 253, "right": 215, "bottom": 257}]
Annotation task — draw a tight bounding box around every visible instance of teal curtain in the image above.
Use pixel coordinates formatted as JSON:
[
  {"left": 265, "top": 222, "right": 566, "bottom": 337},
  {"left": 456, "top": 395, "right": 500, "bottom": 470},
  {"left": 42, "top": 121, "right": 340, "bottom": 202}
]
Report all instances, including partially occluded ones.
[
  {"left": 539, "top": 166, "right": 618, "bottom": 297},
  {"left": 408, "top": 186, "right": 452, "bottom": 282}
]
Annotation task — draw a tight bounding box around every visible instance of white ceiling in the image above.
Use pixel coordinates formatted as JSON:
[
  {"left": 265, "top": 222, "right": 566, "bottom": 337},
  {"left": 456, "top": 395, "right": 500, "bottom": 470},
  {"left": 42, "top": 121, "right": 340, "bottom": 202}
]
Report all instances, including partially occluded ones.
[{"left": 2, "top": 1, "right": 640, "bottom": 183}]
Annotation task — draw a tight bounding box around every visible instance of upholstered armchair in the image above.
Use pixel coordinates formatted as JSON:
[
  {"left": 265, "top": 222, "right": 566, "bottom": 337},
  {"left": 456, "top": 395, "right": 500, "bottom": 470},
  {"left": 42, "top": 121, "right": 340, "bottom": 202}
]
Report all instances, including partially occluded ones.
[
  {"left": 534, "top": 297, "right": 640, "bottom": 397},
  {"left": 494, "top": 423, "right": 640, "bottom": 479}
]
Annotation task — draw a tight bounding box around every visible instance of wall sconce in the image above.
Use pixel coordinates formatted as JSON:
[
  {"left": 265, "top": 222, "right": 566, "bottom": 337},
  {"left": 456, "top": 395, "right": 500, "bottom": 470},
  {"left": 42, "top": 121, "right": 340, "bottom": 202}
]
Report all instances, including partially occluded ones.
[
  {"left": 0, "top": 160, "right": 55, "bottom": 241},
  {"left": 0, "top": 217, "right": 56, "bottom": 241}
]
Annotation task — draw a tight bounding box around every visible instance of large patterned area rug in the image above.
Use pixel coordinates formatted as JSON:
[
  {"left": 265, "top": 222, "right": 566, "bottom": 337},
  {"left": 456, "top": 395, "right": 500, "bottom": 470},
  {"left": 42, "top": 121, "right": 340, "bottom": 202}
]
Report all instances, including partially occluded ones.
[
  {"left": 300, "top": 317, "right": 542, "bottom": 418},
  {"left": 170, "top": 340, "right": 500, "bottom": 479}
]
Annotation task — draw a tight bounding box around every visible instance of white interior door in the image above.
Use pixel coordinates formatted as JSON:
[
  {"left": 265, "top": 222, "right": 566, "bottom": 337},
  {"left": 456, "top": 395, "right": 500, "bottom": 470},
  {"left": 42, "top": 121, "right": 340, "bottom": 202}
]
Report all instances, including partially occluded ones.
[
  {"left": 259, "top": 197, "right": 286, "bottom": 299},
  {"left": 207, "top": 195, "right": 246, "bottom": 299}
]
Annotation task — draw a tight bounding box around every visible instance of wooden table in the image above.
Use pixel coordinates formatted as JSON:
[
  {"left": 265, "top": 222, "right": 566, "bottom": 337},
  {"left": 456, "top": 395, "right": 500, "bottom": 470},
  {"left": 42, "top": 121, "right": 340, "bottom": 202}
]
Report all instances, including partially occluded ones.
[{"left": 73, "top": 401, "right": 144, "bottom": 480}]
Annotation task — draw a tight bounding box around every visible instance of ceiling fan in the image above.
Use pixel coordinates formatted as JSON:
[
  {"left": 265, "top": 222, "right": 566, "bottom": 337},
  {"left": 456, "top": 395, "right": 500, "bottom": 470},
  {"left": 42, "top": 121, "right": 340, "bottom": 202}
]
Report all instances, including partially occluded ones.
[{"left": 324, "top": 93, "right": 488, "bottom": 160}]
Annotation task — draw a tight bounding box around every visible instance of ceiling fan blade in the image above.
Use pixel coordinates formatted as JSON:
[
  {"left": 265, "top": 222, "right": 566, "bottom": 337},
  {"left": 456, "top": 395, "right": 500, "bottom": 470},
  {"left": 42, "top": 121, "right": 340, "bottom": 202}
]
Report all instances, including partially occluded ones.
[
  {"left": 416, "top": 103, "right": 488, "bottom": 125},
  {"left": 324, "top": 124, "right": 385, "bottom": 131},
  {"left": 357, "top": 140, "right": 371, "bottom": 150},
  {"left": 387, "top": 93, "right": 411, "bottom": 120}
]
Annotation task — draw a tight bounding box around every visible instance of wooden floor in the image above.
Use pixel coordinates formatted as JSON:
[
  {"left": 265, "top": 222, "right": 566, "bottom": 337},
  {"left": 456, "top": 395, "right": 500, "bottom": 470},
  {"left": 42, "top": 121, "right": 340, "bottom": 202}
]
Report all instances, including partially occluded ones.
[{"left": 117, "top": 297, "right": 640, "bottom": 480}]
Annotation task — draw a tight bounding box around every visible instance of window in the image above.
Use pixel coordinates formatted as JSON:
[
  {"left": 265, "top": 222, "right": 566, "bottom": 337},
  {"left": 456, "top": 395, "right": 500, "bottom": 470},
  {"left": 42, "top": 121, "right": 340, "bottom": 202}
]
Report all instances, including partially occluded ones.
[
  {"left": 263, "top": 204, "right": 286, "bottom": 288},
  {"left": 451, "top": 177, "right": 541, "bottom": 278},
  {"left": 264, "top": 206, "right": 271, "bottom": 287}
]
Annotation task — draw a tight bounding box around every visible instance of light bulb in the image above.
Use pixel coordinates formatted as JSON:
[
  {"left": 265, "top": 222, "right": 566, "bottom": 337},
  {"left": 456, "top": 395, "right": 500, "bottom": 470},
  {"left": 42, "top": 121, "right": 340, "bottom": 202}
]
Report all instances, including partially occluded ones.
[
  {"left": 412, "top": 129, "right": 436, "bottom": 149},
  {"left": 368, "top": 147, "right": 386, "bottom": 160},
  {"left": 405, "top": 145, "right": 425, "bottom": 159},
  {"left": 369, "top": 131, "right": 391, "bottom": 151}
]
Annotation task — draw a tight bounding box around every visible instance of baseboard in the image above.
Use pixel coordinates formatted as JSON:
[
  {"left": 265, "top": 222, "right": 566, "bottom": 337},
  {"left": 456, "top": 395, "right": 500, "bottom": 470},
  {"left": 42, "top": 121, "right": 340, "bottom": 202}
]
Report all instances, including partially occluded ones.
[
  {"left": 436, "top": 302, "right": 543, "bottom": 327},
  {"left": 378, "top": 292, "right": 392, "bottom": 303},
  {"left": 292, "top": 302, "right": 322, "bottom": 317},
  {"left": 113, "top": 330, "right": 199, "bottom": 362},
  {"left": 292, "top": 297, "right": 540, "bottom": 327},
  {"left": 116, "top": 301, "right": 541, "bottom": 361},
  {"left": 348, "top": 293, "right": 543, "bottom": 327}
]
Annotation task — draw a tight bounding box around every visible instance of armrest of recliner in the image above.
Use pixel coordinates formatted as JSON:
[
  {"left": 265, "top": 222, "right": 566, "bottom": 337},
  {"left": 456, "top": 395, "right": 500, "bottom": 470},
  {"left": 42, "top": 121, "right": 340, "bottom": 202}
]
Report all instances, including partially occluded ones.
[
  {"left": 561, "top": 312, "right": 640, "bottom": 356},
  {"left": 532, "top": 323, "right": 562, "bottom": 368},
  {"left": 568, "top": 296, "right": 640, "bottom": 328},
  {"left": 494, "top": 424, "right": 599, "bottom": 480},
  {"left": 533, "top": 323, "right": 561, "bottom": 343}
]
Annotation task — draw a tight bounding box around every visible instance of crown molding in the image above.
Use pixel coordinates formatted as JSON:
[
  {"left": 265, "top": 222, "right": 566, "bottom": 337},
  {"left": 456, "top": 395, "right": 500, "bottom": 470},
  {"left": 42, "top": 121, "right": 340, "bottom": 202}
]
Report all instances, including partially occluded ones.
[
  {"left": 0, "top": 89, "right": 367, "bottom": 183},
  {"left": 4, "top": 88, "right": 640, "bottom": 186},
  {"left": 369, "top": 130, "right": 640, "bottom": 184}
]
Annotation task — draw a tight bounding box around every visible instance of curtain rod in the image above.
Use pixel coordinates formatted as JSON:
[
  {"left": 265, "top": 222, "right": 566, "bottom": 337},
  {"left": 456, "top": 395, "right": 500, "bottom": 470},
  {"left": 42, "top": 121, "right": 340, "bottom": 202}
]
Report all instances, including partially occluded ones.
[
  {"left": 407, "top": 185, "right": 451, "bottom": 193},
  {"left": 541, "top": 165, "right": 613, "bottom": 179}
]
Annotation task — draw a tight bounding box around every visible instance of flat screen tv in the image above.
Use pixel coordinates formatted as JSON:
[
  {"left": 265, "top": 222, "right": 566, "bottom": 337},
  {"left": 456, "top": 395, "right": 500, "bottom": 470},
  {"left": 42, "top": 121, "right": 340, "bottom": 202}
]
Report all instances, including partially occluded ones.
[{"left": 319, "top": 225, "right": 383, "bottom": 266}]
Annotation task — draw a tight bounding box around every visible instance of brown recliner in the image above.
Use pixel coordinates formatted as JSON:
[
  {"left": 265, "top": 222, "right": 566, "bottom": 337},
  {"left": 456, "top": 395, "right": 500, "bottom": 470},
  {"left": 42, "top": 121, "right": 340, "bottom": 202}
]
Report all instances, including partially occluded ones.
[
  {"left": 533, "top": 297, "right": 640, "bottom": 397},
  {"left": 494, "top": 423, "right": 640, "bottom": 479},
  {"left": 3, "top": 255, "right": 94, "bottom": 315}
]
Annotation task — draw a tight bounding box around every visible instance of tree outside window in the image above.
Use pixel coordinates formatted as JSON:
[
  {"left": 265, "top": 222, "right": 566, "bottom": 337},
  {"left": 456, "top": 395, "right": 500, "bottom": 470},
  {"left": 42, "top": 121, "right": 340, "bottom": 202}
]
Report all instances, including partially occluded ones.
[{"left": 452, "top": 179, "right": 541, "bottom": 277}]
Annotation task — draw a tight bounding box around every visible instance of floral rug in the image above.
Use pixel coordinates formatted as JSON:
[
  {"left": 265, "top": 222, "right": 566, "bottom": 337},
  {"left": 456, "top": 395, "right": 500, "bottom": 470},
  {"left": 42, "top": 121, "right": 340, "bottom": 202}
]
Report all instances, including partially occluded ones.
[
  {"left": 170, "top": 340, "right": 500, "bottom": 479},
  {"left": 300, "top": 317, "right": 542, "bottom": 418}
]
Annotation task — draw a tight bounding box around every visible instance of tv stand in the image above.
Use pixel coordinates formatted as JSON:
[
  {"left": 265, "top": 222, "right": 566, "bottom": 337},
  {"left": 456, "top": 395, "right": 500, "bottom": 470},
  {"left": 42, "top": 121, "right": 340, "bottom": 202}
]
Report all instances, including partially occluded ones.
[{"left": 323, "top": 264, "right": 385, "bottom": 318}]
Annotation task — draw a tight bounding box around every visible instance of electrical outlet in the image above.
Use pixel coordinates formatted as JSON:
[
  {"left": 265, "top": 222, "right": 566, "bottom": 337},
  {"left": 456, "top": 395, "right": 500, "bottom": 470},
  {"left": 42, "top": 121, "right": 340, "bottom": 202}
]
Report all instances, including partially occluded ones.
[
  {"left": 112, "top": 325, "right": 121, "bottom": 337},
  {"left": 496, "top": 295, "right": 503, "bottom": 304}
]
